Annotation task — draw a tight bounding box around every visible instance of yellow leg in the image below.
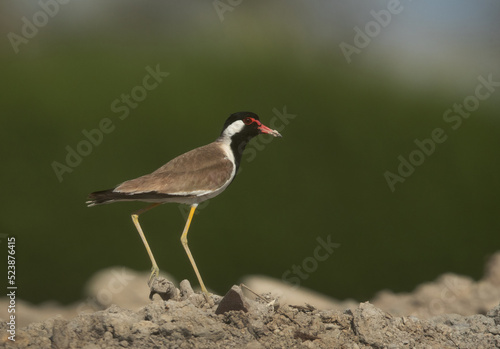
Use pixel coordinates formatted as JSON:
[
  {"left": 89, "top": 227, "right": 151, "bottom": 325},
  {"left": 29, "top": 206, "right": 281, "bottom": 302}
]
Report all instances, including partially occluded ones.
[
  {"left": 180, "top": 204, "right": 209, "bottom": 300},
  {"left": 131, "top": 203, "right": 161, "bottom": 287}
]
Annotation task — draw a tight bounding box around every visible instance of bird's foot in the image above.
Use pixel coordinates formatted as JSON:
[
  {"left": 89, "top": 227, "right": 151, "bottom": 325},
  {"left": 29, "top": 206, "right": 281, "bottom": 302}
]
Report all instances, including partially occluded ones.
[
  {"left": 147, "top": 265, "right": 160, "bottom": 288},
  {"left": 202, "top": 290, "right": 211, "bottom": 303}
]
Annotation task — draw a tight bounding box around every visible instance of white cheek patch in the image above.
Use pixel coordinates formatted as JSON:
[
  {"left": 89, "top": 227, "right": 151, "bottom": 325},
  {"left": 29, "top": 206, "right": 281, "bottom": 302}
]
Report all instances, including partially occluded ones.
[{"left": 222, "top": 120, "right": 245, "bottom": 138}]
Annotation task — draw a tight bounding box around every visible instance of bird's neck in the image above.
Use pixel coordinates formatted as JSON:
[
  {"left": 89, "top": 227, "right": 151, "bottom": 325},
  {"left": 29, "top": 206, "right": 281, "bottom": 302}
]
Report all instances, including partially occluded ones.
[{"left": 217, "top": 133, "right": 252, "bottom": 173}]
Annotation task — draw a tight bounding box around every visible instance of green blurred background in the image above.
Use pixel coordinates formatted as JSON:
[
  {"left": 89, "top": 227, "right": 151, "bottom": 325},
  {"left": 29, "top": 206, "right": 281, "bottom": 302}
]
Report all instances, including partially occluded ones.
[{"left": 1, "top": 1, "right": 499, "bottom": 305}]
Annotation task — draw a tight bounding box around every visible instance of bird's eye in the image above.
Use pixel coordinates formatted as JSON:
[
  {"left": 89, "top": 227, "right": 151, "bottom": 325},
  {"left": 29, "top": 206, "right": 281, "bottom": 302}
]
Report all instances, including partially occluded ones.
[{"left": 243, "top": 117, "right": 253, "bottom": 125}]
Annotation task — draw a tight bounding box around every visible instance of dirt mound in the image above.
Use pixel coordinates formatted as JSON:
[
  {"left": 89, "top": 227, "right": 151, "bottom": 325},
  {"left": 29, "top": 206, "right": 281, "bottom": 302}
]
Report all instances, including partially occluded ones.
[
  {"left": 2, "top": 252, "right": 500, "bottom": 348},
  {"left": 3, "top": 288, "right": 500, "bottom": 349}
]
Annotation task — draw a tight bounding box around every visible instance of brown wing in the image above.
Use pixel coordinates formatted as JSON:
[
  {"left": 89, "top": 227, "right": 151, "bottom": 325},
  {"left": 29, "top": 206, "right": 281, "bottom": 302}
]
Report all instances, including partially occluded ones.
[{"left": 114, "top": 142, "right": 234, "bottom": 196}]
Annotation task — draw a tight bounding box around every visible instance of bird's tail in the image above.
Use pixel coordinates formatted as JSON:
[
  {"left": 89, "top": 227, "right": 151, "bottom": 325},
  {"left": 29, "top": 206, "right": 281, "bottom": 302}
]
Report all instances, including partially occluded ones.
[
  {"left": 86, "top": 189, "right": 119, "bottom": 207},
  {"left": 86, "top": 189, "right": 175, "bottom": 207}
]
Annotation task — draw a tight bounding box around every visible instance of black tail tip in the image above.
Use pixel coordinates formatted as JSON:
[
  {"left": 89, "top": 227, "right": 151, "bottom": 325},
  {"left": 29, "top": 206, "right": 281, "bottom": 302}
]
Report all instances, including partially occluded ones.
[{"left": 86, "top": 189, "right": 115, "bottom": 207}]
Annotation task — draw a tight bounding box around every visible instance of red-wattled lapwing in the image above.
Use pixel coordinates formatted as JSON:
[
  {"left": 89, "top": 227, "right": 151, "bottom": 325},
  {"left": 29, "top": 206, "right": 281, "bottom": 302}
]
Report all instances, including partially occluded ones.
[{"left": 86, "top": 112, "right": 281, "bottom": 298}]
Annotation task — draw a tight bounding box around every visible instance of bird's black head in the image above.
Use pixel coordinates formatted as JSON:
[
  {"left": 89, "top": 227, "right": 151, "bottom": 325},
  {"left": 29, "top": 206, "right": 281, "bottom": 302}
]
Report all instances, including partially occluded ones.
[
  {"left": 220, "top": 112, "right": 282, "bottom": 140},
  {"left": 218, "top": 111, "right": 282, "bottom": 172}
]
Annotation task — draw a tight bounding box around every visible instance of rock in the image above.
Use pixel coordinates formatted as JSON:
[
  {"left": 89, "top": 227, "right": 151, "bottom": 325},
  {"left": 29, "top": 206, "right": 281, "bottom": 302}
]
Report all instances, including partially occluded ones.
[
  {"left": 216, "top": 286, "right": 249, "bottom": 314},
  {"left": 149, "top": 277, "right": 180, "bottom": 301},
  {"left": 179, "top": 279, "right": 195, "bottom": 298},
  {"left": 352, "top": 302, "right": 391, "bottom": 347}
]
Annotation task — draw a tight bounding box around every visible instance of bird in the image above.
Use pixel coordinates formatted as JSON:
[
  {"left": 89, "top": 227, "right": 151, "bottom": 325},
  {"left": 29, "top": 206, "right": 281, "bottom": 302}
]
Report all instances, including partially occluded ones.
[{"left": 86, "top": 112, "right": 282, "bottom": 298}]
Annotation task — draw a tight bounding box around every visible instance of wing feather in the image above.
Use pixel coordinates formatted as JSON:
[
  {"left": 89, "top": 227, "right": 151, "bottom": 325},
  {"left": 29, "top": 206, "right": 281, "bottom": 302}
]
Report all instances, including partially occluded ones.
[{"left": 114, "top": 142, "right": 234, "bottom": 196}]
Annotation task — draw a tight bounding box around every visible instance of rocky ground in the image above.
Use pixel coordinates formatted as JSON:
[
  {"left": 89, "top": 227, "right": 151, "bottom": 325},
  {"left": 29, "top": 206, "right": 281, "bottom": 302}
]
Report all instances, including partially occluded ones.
[{"left": 2, "top": 252, "right": 500, "bottom": 348}]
